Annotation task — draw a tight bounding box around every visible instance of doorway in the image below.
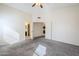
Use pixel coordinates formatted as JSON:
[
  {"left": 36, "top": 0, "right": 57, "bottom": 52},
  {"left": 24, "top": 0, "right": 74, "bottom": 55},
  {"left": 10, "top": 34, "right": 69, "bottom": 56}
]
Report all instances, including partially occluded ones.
[
  {"left": 33, "top": 22, "right": 46, "bottom": 39},
  {"left": 25, "top": 22, "right": 31, "bottom": 39}
]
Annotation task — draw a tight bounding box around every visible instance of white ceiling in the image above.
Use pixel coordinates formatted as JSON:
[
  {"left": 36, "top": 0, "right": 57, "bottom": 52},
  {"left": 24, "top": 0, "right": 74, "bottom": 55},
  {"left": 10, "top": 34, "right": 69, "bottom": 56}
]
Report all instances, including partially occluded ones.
[{"left": 4, "top": 3, "right": 79, "bottom": 15}]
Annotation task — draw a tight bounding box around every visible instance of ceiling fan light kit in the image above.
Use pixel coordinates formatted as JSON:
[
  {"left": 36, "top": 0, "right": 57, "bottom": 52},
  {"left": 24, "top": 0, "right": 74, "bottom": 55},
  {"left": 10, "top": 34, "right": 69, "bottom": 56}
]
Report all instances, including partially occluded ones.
[{"left": 32, "top": 3, "right": 43, "bottom": 8}]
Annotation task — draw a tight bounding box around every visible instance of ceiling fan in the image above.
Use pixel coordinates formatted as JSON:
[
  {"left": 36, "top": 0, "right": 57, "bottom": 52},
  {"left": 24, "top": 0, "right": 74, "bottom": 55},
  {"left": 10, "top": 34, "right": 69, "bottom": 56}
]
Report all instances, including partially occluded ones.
[{"left": 32, "top": 3, "right": 43, "bottom": 8}]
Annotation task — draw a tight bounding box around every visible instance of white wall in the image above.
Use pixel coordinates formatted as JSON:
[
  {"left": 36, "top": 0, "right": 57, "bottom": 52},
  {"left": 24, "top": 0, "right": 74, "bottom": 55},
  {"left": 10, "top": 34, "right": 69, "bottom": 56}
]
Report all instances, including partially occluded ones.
[
  {"left": 0, "top": 4, "right": 31, "bottom": 44},
  {"left": 33, "top": 22, "right": 45, "bottom": 38},
  {"left": 45, "top": 21, "right": 52, "bottom": 39},
  {"left": 51, "top": 5, "right": 79, "bottom": 46},
  {"left": 0, "top": 20, "right": 2, "bottom": 40},
  {"left": 0, "top": 5, "right": 8, "bottom": 45},
  {"left": 0, "top": 20, "right": 4, "bottom": 45}
]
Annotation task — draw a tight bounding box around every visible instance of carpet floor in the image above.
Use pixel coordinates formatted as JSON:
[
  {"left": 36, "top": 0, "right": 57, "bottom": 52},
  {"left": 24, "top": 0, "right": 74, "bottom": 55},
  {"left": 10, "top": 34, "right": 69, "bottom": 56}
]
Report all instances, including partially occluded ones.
[{"left": 0, "top": 37, "right": 79, "bottom": 56}]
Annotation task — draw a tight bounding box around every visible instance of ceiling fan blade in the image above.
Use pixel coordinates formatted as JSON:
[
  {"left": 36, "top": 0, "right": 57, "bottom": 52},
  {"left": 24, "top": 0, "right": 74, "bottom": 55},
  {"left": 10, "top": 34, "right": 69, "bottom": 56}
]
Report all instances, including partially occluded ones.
[
  {"left": 32, "top": 3, "right": 36, "bottom": 7},
  {"left": 40, "top": 4, "right": 43, "bottom": 8}
]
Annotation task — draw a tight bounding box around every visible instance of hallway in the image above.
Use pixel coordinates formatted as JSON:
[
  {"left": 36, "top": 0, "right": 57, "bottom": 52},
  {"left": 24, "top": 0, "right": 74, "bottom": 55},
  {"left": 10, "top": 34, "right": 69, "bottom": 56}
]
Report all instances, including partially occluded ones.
[{"left": 0, "top": 37, "right": 79, "bottom": 56}]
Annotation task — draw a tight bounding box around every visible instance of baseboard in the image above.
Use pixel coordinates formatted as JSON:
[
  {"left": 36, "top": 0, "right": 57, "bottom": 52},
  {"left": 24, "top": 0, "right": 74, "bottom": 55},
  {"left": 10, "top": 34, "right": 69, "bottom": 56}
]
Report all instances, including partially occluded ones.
[{"left": 46, "top": 39, "right": 79, "bottom": 47}]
